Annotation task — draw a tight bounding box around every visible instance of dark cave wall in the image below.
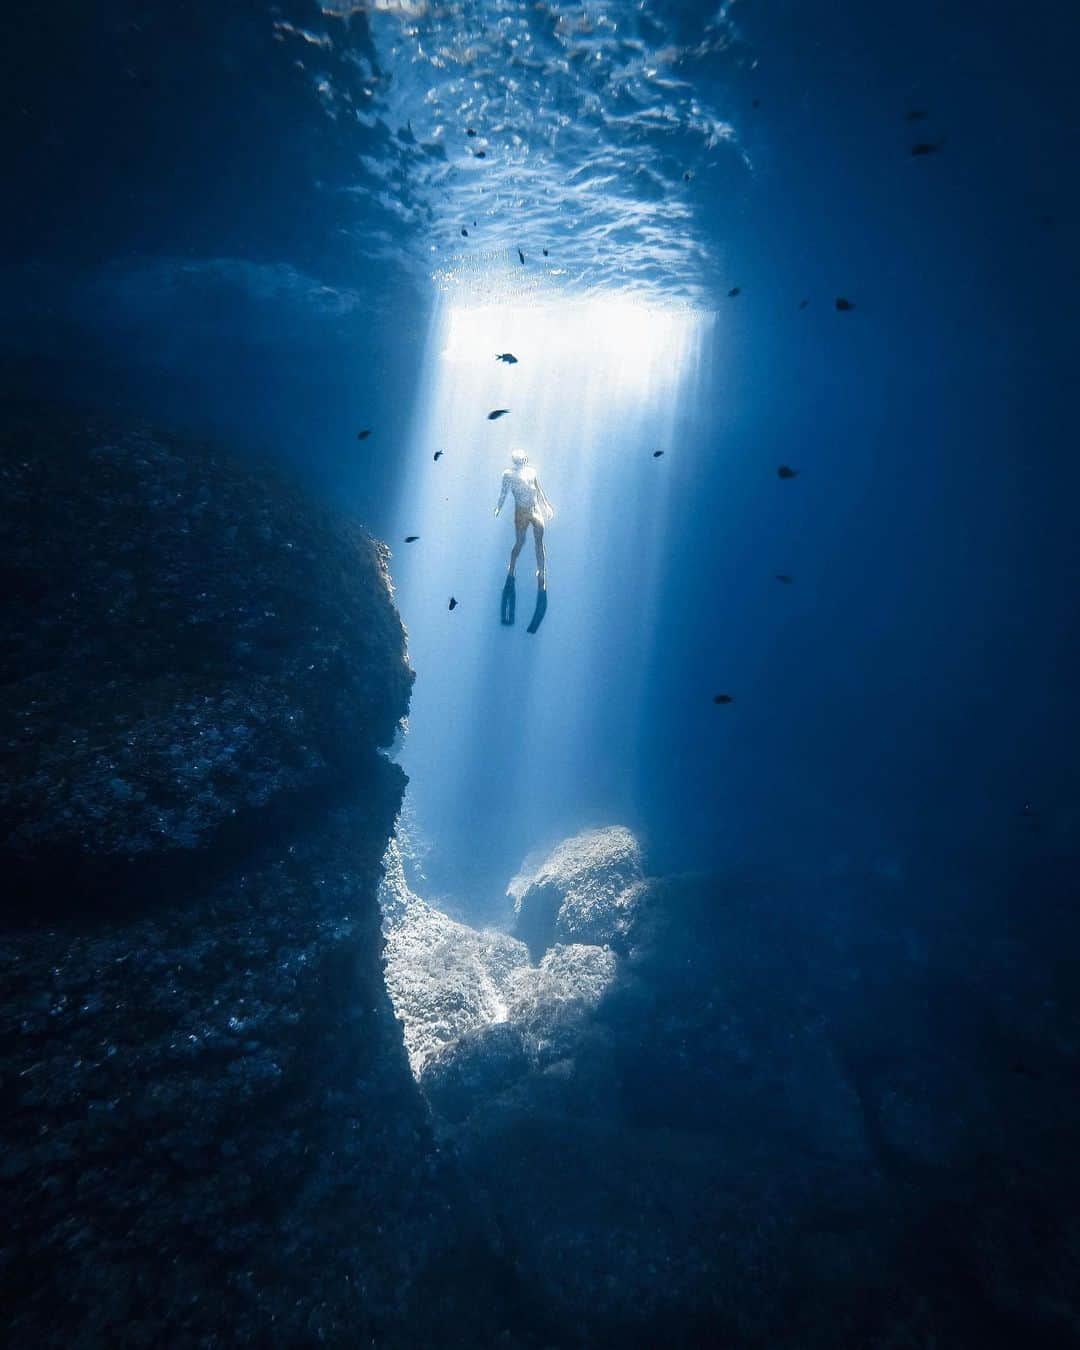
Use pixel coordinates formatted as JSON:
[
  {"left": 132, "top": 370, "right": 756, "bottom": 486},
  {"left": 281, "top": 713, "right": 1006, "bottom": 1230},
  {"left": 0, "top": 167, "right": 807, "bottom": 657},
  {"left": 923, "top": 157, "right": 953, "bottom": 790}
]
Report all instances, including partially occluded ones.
[{"left": 0, "top": 405, "right": 475, "bottom": 1346}]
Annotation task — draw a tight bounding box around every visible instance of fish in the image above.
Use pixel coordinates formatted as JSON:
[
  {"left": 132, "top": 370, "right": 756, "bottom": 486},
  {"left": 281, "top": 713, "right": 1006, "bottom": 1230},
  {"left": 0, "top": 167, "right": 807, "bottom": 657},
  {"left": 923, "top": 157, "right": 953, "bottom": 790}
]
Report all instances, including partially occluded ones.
[
  {"left": 404, "top": 535, "right": 419, "bottom": 543},
  {"left": 448, "top": 596, "right": 458, "bottom": 610},
  {"left": 475, "top": 149, "right": 486, "bottom": 158},
  {"left": 542, "top": 248, "right": 549, "bottom": 256},
  {"left": 466, "top": 127, "right": 477, "bottom": 136},
  {"left": 1010, "top": 1060, "right": 1042, "bottom": 1081},
  {"left": 905, "top": 107, "right": 928, "bottom": 121},
  {"left": 433, "top": 450, "right": 443, "bottom": 461},
  {"left": 911, "top": 140, "right": 944, "bottom": 156},
  {"left": 652, "top": 450, "right": 664, "bottom": 458},
  {"left": 461, "top": 227, "right": 469, "bottom": 237},
  {"left": 777, "top": 465, "right": 798, "bottom": 479},
  {"left": 487, "top": 409, "right": 510, "bottom": 420},
  {"left": 775, "top": 573, "right": 795, "bottom": 584},
  {"left": 356, "top": 429, "right": 372, "bottom": 440},
  {"left": 752, "top": 97, "right": 760, "bottom": 108},
  {"left": 798, "top": 299, "right": 809, "bottom": 310},
  {"left": 713, "top": 694, "right": 734, "bottom": 705},
  {"left": 518, "top": 249, "right": 525, "bottom": 264},
  {"left": 683, "top": 170, "right": 693, "bottom": 181},
  {"left": 835, "top": 297, "right": 855, "bottom": 311},
  {"left": 496, "top": 353, "right": 518, "bottom": 364},
  {"left": 728, "top": 286, "right": 741, "bottom": 297}
]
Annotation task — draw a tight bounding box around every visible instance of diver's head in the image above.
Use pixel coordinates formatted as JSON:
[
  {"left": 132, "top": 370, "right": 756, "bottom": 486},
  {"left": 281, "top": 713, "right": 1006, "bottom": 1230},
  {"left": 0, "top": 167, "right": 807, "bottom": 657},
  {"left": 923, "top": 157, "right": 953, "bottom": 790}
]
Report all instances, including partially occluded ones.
[{"left": 510, "top": 449, "right": 528, "bottom": 467}]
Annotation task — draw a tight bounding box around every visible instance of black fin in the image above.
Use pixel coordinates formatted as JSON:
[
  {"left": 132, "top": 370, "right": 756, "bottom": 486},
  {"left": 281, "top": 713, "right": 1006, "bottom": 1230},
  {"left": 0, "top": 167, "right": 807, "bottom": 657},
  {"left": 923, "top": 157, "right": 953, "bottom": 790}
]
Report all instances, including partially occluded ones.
[
  {"left": 501, "top": 574, "right": 516, "bottom": 625},
  {"left": 526, "top": 586, "right": 547, "bottom": 634}
]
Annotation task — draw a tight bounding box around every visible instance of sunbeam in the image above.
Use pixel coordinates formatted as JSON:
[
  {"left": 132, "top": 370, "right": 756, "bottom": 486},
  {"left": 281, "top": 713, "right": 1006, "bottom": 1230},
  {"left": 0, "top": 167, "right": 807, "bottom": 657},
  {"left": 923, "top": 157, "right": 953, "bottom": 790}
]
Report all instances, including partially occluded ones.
[{"left": 390, "top": 297, "right": 712, "bottom": 901}]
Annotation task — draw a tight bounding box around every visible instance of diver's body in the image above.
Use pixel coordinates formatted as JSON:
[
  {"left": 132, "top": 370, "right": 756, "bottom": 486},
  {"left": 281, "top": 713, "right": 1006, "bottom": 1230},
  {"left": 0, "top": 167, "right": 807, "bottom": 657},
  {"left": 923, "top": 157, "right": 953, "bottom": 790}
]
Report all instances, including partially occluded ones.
[{"left": 494, "top": 450, "right": 554, "bottom": 589}]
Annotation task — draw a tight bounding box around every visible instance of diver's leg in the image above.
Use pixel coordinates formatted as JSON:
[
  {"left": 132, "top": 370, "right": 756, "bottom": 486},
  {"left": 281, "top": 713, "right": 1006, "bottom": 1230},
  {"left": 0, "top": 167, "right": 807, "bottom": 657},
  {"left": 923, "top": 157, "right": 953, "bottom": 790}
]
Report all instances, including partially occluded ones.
[
  {"left": 533, "top": 519, "right": 546, "bottom": 589},
  {"left": 509, "top": 522, "right": 526, "bottom": 574}
]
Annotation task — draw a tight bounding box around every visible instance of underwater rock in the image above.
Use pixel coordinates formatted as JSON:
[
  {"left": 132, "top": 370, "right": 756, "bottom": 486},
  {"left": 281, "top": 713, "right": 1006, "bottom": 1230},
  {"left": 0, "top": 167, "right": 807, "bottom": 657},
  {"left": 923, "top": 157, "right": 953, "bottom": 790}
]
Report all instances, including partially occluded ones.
[
  {"left": 0, "top": 403, "right": 413, "bottom": 910},
  {"left": 0, "top": 405, "right": 502, "bottom": 1348},
  {"left": 380, "top": 839, "right": 531, "bottom": 1074},
  {"left": 509, "top": 824, "right": 648, "bottom": 958}
]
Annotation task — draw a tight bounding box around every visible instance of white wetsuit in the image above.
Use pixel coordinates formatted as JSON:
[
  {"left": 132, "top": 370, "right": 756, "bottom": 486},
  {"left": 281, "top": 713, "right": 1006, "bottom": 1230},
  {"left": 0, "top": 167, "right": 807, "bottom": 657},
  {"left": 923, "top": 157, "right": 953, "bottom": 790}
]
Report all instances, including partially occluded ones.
[{"left": 496, "top": 466, "right": 545, "bottom": 526}]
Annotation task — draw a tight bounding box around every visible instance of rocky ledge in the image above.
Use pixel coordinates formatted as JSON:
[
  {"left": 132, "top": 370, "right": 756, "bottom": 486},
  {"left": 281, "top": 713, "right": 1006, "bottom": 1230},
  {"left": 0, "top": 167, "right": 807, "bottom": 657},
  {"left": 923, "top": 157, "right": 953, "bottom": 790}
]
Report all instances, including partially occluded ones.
[{"left": 0, "top": 406, "right": 506, "bottom": 1348}]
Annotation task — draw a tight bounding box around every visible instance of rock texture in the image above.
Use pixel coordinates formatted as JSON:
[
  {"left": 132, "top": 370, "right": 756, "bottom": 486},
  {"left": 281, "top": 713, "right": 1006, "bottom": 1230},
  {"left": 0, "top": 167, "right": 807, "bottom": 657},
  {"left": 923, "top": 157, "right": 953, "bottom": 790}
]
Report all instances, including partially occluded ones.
[
  {"left": 0, "top": 406, "right": 507, "bottom": 1349},
  {"left": 1, "top": 404, "right": 411, "bottom": 904},
  {"left": 509, "top": 825, "right": 647, "bottom": 959}
]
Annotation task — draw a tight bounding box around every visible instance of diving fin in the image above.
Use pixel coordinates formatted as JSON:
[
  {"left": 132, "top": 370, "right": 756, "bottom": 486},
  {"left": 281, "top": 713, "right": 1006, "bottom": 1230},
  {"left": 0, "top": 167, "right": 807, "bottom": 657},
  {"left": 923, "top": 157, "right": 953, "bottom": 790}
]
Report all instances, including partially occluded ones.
[
  {"left": 526, "top": 586, "right": 548, "bottom": 634},
  {"left": 501, "top": 573, "right": 516, "bottom": 625}
]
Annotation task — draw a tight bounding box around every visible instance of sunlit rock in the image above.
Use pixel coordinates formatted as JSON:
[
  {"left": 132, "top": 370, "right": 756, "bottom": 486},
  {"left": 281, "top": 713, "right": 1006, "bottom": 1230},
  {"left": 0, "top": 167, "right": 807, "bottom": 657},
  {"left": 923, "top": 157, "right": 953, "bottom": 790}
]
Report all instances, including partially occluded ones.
[
  {"left": 381, "top": 839, "right": 531, "bottom": 1075},
  {"left": 509, "top": 824, "right": 648, "bottom": 959}
]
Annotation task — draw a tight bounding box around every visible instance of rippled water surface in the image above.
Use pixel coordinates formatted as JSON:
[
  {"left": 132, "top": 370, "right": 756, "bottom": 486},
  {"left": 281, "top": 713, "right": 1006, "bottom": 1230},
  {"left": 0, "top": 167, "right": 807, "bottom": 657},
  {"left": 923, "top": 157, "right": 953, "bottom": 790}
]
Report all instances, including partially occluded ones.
[{"left": 278, "top": 0, "right": 750, "bottom": 306}]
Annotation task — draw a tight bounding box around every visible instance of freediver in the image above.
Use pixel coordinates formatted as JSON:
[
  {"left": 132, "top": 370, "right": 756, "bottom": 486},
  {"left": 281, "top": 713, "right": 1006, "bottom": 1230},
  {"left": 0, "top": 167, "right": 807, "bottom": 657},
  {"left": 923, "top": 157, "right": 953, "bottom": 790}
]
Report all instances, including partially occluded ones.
[{"left": 494, "top": 449, "right": 554, "bottom": 631}]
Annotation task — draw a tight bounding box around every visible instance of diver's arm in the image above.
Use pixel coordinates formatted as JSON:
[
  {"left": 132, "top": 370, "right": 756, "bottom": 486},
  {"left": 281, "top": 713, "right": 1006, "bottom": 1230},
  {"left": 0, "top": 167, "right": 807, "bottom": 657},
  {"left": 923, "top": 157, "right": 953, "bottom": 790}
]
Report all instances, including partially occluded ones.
[
  {"left": 494, "top": 471, "right": 510, "bottom": 516},
  {"left": 535, "top": 477, "right": 555, "bottom": 520}
]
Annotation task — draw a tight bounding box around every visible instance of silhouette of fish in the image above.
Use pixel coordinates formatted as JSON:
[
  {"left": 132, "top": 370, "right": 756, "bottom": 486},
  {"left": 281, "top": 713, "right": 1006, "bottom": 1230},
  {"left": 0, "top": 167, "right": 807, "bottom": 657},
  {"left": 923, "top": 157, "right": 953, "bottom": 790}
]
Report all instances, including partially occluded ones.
[
  {"left": 433, "top": 450, "right": 443, "bottom": 461},
  {"left": 778, "top": 465, "right": 798, "bottom": 479},
  {"left": 713, "top": 694, "right": 734, "bottom": 705},
  {"left": 728, "top": 286, "right": 741, "bottom": 297},
  {"left": 461, "top": 227, "right": 469, "bottom": 237},
  {"left": 683, "top": 170, "right": 693, "bottom": 181},
  {"left": 752, "top": 97, "right": 760, "bottom": 108},
  {"left": 404, "top": 535, "right": 419, "bottom": 543},
  {"left": 905, "top": 107, "right": 928, "bottom": 121},
  {"left": 652, "top": 450, "right": 664, "bottom": 458},
  {"left": 518, "top": 249, "right": 525, "bottom": 264},
  {"left": 496, "top": 353, "right": 518, "bottom": 364},
  {"left": 356, "top": 429, "right": 371, "bottom": 440},
  {"left": 911, "top": 140, "right": 944, "bottom": 156},
  {"left": 542, "top": 248, "right": 549, "bottom": 256},
  {"left": 466, "top": 127, "right": 477, "bottom": 136},
  {"left": 1010, "top": 1060, "right": 1042, "bottom": 1081},
  {"left": 798, "top": 299, "right": 809, "bottom": 310},
  {"left": 475, "top": 149, "right": 486, "bottom": 158},
  {"left": 448, "top": 596, "right": 458, "bottom": 610},
  {"left": 488, "top": 409, "right": 510, "bottom": 420},
  {"left": 835, "top": 297, "right": 855, "bottom": 311},
  {"left": 775, "top": 573, "right": 795, "bottom": 584}
]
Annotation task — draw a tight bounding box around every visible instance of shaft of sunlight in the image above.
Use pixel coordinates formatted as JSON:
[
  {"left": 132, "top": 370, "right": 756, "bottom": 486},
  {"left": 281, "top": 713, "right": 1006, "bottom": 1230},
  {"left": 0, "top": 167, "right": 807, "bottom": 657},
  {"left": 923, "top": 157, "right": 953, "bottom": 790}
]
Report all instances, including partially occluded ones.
[{"left": 389, "top": 296, "right": 712, "bottom": 907}]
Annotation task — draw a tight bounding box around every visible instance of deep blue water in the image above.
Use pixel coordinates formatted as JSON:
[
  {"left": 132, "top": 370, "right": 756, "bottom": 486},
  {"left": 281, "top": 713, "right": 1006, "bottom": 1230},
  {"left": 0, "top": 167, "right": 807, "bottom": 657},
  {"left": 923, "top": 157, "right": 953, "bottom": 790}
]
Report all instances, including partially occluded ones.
[{"left": 3, "top": 0, "right": 1078, "bottom": 914}]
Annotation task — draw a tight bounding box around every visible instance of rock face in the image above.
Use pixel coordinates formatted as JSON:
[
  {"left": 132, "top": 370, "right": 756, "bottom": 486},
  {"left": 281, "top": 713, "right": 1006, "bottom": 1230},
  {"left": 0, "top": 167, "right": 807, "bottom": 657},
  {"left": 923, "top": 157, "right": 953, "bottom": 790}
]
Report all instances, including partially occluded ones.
[
  {"left": 1, "top": 404, "right": 411, "bottom": 903},
  {"left": 509, "top": 825, "right": 647, "bottom": 959},
  {"left": 0, "top": 406, "right": 498, "bottom": 1348}
]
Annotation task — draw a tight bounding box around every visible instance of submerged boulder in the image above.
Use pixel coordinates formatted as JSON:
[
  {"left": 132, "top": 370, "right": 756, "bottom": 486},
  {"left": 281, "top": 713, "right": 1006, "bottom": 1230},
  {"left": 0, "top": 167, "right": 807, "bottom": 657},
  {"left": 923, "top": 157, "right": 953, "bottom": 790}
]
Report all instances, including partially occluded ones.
[
  {"left": 0, "top": 405, "right": 508, "bottom": 1349},
  {"left": 0, "top": 404, "right": 412, "bottom": 908},
  {"left": 380, "top": 839, "right": 531, "bottom": 1074},
  {"left": 509, "top": 824, "right": 648, "bottom": 958}
]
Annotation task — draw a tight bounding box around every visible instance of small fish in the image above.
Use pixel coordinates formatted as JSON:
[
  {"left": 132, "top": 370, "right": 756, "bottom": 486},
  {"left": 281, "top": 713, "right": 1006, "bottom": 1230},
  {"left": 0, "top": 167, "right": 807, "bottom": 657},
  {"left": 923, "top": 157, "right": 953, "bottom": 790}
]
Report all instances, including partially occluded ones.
[
  {"left": 487, "top": 409, "right": 510, "bottom": 420},
  {"left": 835, "top": 297, "right": 854, "bottom": 311},
  {"left": 448, "top": 596, "right": 458, "bottom": 610},
  {"left": 542, "top": 248, "right": 549, "bottom": 256},
  {"left": 752, "top": 97, "right": 760, "bottom": 108},
  {"left": 728, "top": 286, "right": 741, "bottom": 297},
  {"left": 356, "top": 429, "right": 372, "bottom": 440},
  {"left": 1010, "top": 1060, "right": 1041, "bottom": 1081},
  {"left": 683, "top": 170, "right": 693, "bottom": 181},
  {"left": 518, "top": 249, "right": 525, "bottom": 264},
  {"left": 713, "top": 694, "right": 734, "bottom": 705},
  {"left": 775, "top": 573, "right": 794, "bottom": 584},
  {"left": 911, "top": 140, "right": 944, "bottom": 156},
  {"left": 798, "top": 299, "right": 809, "bottom": 310},
  {"left": 496, "top": 353, "right": 518, "bottom": 364},
  {"left": 404, "top": 535, "right": 419, "bottom": 543},
  {"left": 433, "top": 450, "right": 443, "bottom": 461},
  {"left": 461, "top": 227, "right": 469, "bottom": 237},
  {"left": 777, "top": 465, "right": 798, "bottom": 479},
  {"left": 466, "top": 127, "right": 477, "bottom": 136},
  {"left": 475, "top": 149, "right": 486, "bottom": 158},
  {"left": 652, "top": 450, "right": 664, "bottom": 458},
  {"left": 905, "top": 107, "right": 928, "bottom": 121}
]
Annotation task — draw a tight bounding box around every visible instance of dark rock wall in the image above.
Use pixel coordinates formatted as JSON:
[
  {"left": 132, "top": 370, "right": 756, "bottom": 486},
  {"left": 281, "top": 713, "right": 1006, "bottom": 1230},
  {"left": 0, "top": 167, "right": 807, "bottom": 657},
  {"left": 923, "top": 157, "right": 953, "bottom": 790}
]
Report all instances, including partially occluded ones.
[{"left": 0, "top": 406, "right": 493, "bottom": 1347}]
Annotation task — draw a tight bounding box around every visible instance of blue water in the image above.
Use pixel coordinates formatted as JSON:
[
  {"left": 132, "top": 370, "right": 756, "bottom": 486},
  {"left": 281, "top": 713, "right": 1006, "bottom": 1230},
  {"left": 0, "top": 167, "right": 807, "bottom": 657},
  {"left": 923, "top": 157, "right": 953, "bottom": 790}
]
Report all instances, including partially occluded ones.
[{"left": 3, "top": 0, "right": 1078, "bottom": 912}]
